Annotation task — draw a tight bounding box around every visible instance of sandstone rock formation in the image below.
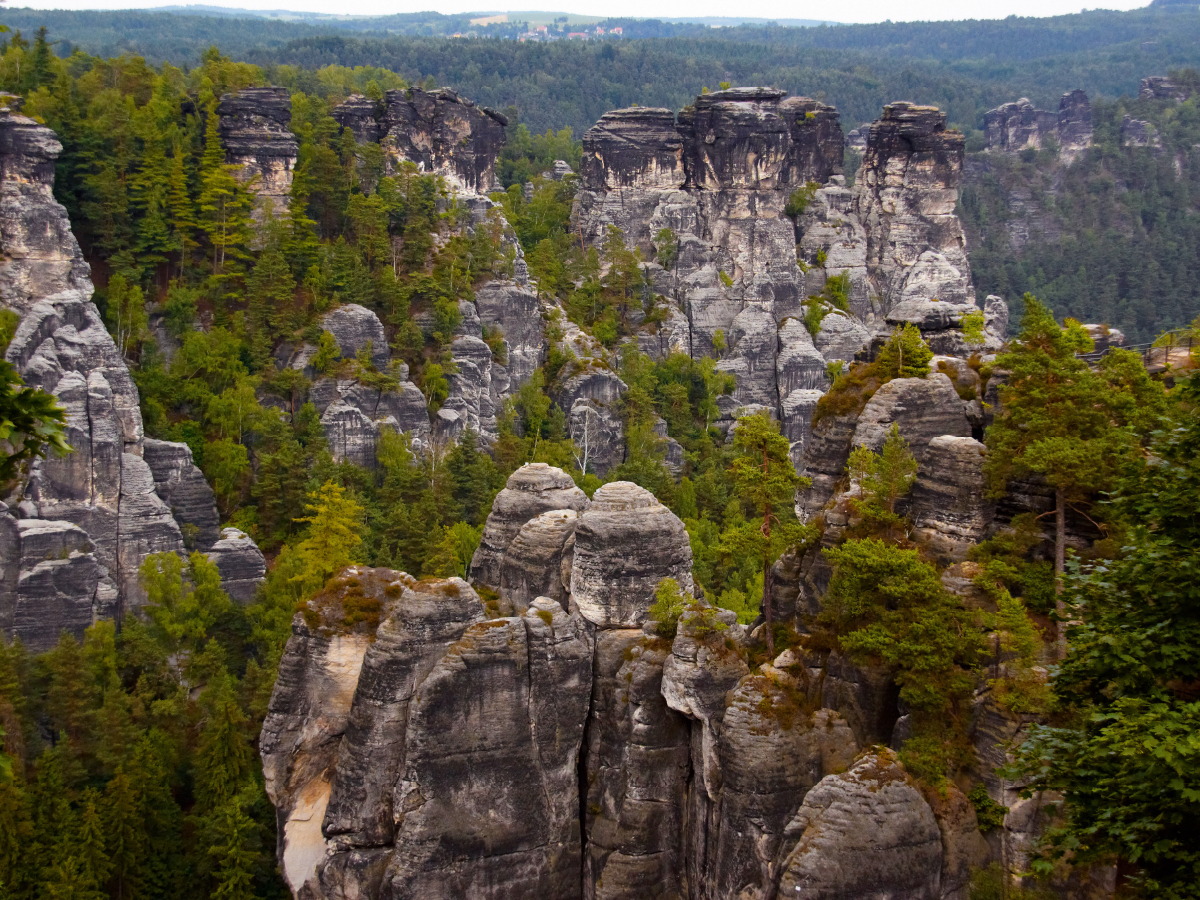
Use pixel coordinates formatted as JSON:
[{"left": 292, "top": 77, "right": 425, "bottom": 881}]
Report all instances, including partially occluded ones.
[
  {"left": 217, "top": 87, "right": 298, "bottom": 221},
  {"left": 367, "top": 87, "right": 508, "bottom": 193},
  {"left": 1, "top": 108, "right": 265, "bottom": 646},
  {"left": 983, "top": 91, "right": 1092, "bottom": 162},
  {"left": 262, "top": 456, "right": 1061, "bottom": 899},
  {"left": 206, "top": 527, "right": 267, "bottom": 603},
  {"left": 775, "top": 749, "right": 944, "bottom": 898},
  {"left": 1139, "top": 75, "right": 1193, "bottom": 102},
  {"left": 469, "top": 463, "right": 589, "bottom": 589},
  {"left": 571, "top": 480, "right": 693, "bottom": 628}
]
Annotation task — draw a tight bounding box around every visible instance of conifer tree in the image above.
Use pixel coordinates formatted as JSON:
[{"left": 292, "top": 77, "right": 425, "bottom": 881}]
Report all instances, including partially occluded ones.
[
  {"left": 103, "top": 769, "right": 145, "bottom": 900},
  {"left": 206, "top": 800, "right": 258, "bottom": 900},
  {"left": 197, "top": 107, "right": 254, "bottom": 290},
  {"left": 727, "top": 412, "right": 812, "bottom": 656},
  {"left": 985, "top": 295, "right": 1165, "bottom": 652},
  {"left": 167, "top": 145, "right": 199, "bottom": 279},
  {"left": 194, "top": 671, "right": 251, "bottom": 811},
  {"left": 291, "top": 480, "right": 365, "bottom": 596}
]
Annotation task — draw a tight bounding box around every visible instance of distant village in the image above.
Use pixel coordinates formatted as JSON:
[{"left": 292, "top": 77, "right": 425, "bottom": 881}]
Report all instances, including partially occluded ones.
[{"left": 447, "top": 19, "right": 625, "bottom": 40}]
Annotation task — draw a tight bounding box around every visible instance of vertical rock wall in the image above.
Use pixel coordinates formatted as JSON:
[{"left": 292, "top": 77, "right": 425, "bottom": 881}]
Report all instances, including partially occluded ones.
[
  {"left": 0, "top": 107, "right": 263, "bottom": 649},
  {"left": 218, "top": 87, "right": 299, "bottom": 223}
]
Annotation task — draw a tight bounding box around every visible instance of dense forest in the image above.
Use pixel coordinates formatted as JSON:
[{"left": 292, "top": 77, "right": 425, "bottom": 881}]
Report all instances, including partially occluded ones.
[
  {"left": 1, "top": 6, "right": 1199, "bottom": 899},
  {"left": 5, "top": 3, "right": 1200, "bottom": 133}
]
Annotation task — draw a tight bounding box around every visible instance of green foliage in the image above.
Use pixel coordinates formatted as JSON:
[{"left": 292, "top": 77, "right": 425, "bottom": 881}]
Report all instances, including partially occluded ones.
[
  {"left": 648, "top": 577, "right": 689, "bottom": 639},
  {"left": 961, "top": 309, "right": 986, "bottom": 348},
  {"left": 140, "top": 552, "right": 235, "bottom": 652},
  {"left": 290, "top": 480, "right": 364, "bottom": 597},
  {"left": 875, "top": 323, "right": 933, "bottom": 380},
  {"left": 0, "top": 359, "right": 71, "bottom": 488},
  {"left": 718, "top": 269, "right": 733, "bottom": 289},
  {"left": 967, "top": 784, "right": 1008, "bottom": 832},
  {"left": 426, "top": 521, "right": 483, "bottom": 580},
  {"left": 653, "top": 227, "right": 678, "bottom": 270},
  {"left": 821, "top": 538, "right": 986, "bottom": 783},
  {"left": 784, "top": 181, "right": 820, "bottom": 218},
  {"left": 984, "top": 296, "right": 1166, "bottom": 612},
  {"left": 1011, "top": 375, "right": 1200, "bottom": 896},
  {"left": 845, "top": 423, "right": 918, "bottom": 538}
]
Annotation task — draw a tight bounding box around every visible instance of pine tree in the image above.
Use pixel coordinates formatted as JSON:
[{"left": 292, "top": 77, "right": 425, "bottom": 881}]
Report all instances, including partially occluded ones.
[
  {"left": 846, "top": 423, "right": 919, "bottom": 540},
  {"left": 206, "top": 800, "right": 257, "bottom": 900},
  {"left": 194, "top": 671, "right": 251, "bottom": 811},
  {"left": 167, "top": 145, "right": 199, "bottom": 280},
  {"left": 984, "top": 295, "right": 1165, "bottom": 653},
  {"left": 74, "top": 789, "right": 110, "bottom": 894},
  {"left": 244, "top": 248, "right": 296, "bottom": 369},
  {"left": 727, "top": 412, "right": 813, "bottom": 656},
  {"left": 197, "top": 107, "right": 254, "bottom": 290},
  {"left": 103, "top": 769, "right": 145, "bottom": 900}
]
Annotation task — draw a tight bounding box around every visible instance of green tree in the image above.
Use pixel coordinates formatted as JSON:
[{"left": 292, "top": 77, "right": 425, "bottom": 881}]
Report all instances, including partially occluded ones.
[
  {"left": 875, "top": 323, "right": 932, "bottom": 379},
  {"left": 821, "top": 538, "right": 986, "bottom": 783},
  {"left": 845, "top": 423, "right": 919, "bottom": 539},
  {"left": 984, "top": 296, "right": 1165, "bottom": 653},
  {"left": 427, "top": 522, "right": 483, "bottom": 580},
  {"left": 1012, "top": 374, "right": 1200, "bottom": 897},
  {"left": 0, "top": 358, "right": 70, "bottom": 487},
  {"left": 728, "top": 412, "right": 812, "bottom": 656},
  {"left": 290, "top": 480, "right": 365, "bottom": 596},
  {"left": 197, "top": 107, "right": 254, "bottom": 286},
  {"left": 194, "top": 671, "right": 251, "bottom": 811}
]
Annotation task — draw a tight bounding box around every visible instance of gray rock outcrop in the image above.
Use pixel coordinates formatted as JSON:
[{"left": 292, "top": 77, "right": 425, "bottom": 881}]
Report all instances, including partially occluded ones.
[
  {"left": 322, "top": 304, "right": 390, "bottom": 369},
  {"left": 571, "top": 481, "right": 693, "bottom": 628},
  {"left": 775, "top": 749, "right": 944, "bottom": 899},
  {"left": 0, "top": 108, "right": 214, "bottom": 645},
  {"left": 469, "top": 463, "right": 589, "bottom": 589},
  {"left": 206, "top": 527, "right": 267, "bottom": 603},
  {"left": 983, "top": 91, "right": 1092, "bottom": 163},
  {"left": 217, "top": 87, "right": 298, "bottom": 221},
  {"left": 143, "top": 438, "right": 221, "bottom": 551},
  {"left": 911, "top": 436, "right": 993, "bottom": 562}
]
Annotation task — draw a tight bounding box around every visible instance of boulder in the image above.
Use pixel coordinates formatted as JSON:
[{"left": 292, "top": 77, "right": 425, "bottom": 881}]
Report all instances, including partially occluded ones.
[
  {"left": 206, "top": 527, "right": 267, "bottom": 603},
  {"left": 498, "top": 508, "right": 579, "bottom": 611},
  {"left": 470, "top": 464, "right": 588, "bottom": 590},
  {"left": 775, "top": 749, "right": 943, "bottom": 899},
  {"left": 852, "top": 374, "right": 972, "bottom": 462},
  {"left": 13, "top": 518, "right": 99, "bottom": 652},
  {"left": 571, "top": 481, "right": 693, "bottom": 629},
  {"left": 322, "top": 304, "right": 390, "bottom": 369}
]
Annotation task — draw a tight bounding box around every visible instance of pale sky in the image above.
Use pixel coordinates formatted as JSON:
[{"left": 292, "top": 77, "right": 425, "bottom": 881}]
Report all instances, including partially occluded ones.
[{"left": 7, "top": 0, "right": 1156, "bottom": 25}]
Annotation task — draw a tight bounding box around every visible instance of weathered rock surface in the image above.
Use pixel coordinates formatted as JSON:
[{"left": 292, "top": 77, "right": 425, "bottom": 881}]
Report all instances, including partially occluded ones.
[
  {"left": 852, "top": 373, "right": 973, "bottom": 462},
  {"left": 143, "top": 438, "right": 221, "bottom": 551},
  {"left": 583, "top": 630, "right": 692, "bottom": 900},
  {"left": 1140, "top": 75, "right": 1193, "bottom": 102},
  {"left": 470, "top": 464, "right": 589, "bottom": 589},
  {"left": 0, "top": 108, "right": 202, "bottom": 644},
  {"left": 206, "top": 527, "right": 267, "bottom": 603},
  {"left": 498, "top": 508, "right": 579, "bottom": 610},
  {"left": 983, "top": 91, "right": 1092, "bottom": 164},
  {"left": 217, "top": 87, "right": 298, "bottom": 220},
  {"left": 775, "top": 749, "right": 943, "bottom": 899},
  {"left": 323, "top": 304, "right": 390, "bottom": 369},
  {"left": 381, "top": 87, "right": 507, "bottom": 194},
  {"left": 383, "top": 600, "right": 592, "bottom": 899},
  {"left": 571, "top": 481, "right": 693, "bottom": 628},
  {"left": 911, "top": 436, "right": 993, "bottom": 562}
]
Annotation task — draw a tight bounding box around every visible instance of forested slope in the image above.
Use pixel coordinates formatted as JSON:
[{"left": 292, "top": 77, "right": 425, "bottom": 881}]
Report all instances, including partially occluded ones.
[{"left": 6, "top": 3, "right": 1200, "bottom": 133}]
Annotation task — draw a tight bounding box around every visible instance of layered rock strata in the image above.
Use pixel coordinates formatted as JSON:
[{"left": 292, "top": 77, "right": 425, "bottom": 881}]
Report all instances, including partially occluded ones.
[
  {"left": 217, "top": 87, "right": 299, "bottom": 220},
  {"left": 1, "top": 109, "right": 264, "bottom": 647},
  {"left": 983, "top": 91, "right": 1093, "bottom": 162},
  {"left": 263, "top": 462, "right": 1041, "bottom": 900}
]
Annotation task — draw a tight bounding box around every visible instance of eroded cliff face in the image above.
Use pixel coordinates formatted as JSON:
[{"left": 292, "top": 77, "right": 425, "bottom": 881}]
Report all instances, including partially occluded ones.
[
  {"left": 0, "top": 106, "right": 265, "bottom": 649},
  {"left": 218, "top": 87, "right": 299, "bottom": 222},
  {"left": 263, "top": 462, "right": 1076, "bottom": 900},
  {"left": 572, "top": 91, "right": 996, "bottom": 469}
]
